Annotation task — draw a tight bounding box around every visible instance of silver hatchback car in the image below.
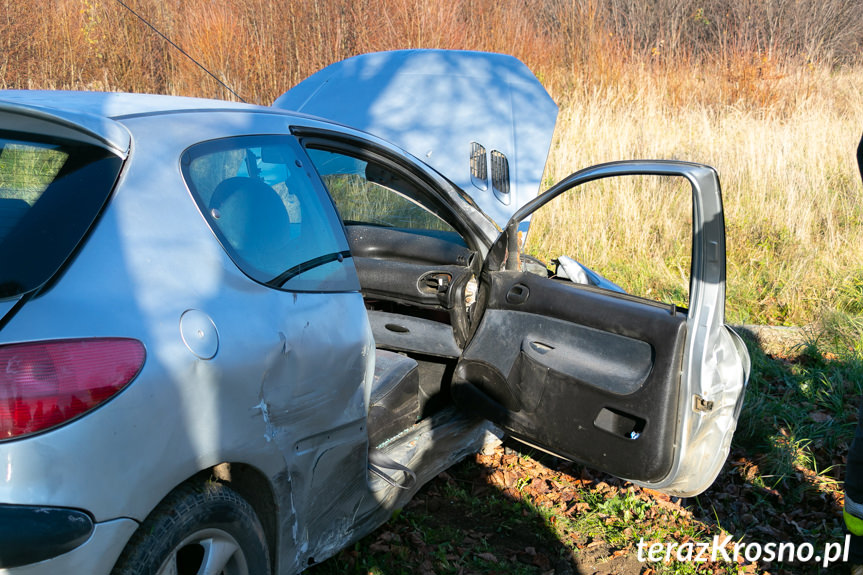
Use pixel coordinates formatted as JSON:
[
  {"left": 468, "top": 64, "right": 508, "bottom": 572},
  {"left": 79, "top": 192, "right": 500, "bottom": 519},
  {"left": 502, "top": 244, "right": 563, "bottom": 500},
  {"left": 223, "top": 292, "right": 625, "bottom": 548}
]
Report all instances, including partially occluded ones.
[{"left": 0, "top": 50, "right": 748, "bottom": 574}]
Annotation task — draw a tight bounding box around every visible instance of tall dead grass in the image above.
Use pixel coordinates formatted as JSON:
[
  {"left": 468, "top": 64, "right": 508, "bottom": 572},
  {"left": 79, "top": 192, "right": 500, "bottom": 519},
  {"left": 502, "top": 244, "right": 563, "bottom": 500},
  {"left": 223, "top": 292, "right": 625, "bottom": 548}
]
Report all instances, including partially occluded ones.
[
  {"left": 541, "top": 64, "right": 863, "bottom": 324},
  {"left": 2, "top": 0, "right": 863, "bottom": 323}
]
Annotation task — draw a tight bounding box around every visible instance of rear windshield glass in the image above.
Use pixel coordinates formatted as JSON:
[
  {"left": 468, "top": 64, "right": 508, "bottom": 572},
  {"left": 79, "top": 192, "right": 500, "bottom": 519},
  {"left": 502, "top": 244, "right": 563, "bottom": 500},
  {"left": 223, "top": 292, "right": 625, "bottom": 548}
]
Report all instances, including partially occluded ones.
[{"left": 0, "top": 131, "right": 123, "bottom": 300}]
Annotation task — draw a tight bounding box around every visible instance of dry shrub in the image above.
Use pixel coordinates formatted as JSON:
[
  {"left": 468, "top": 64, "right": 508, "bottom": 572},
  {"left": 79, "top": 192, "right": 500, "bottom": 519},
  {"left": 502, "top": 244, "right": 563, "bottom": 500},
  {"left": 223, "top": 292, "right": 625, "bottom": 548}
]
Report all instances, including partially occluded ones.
[
  {"left": 601, "top": 0, "right": 863, "bottom": 65},
  {"left": 174, "top": 0, "right": 248, "bottom": 99},
  {"left": 4, "top": 0, "right": 862, "bottom": 102}
]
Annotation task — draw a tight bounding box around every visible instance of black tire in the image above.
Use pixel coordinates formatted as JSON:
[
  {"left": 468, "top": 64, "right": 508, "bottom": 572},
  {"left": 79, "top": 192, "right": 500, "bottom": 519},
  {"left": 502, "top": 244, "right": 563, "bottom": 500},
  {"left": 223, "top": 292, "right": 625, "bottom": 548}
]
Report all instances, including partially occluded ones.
[{"left": 112, "top": 481, "right": 271, "bottom": 575}]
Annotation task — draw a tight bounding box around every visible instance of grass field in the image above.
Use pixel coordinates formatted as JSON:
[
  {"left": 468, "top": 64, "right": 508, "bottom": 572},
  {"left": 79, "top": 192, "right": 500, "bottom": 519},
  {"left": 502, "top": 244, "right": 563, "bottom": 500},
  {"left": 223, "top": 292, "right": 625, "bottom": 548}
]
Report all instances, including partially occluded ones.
[{"left": 538, "top": 65, "right": 863, "bottom": 325}]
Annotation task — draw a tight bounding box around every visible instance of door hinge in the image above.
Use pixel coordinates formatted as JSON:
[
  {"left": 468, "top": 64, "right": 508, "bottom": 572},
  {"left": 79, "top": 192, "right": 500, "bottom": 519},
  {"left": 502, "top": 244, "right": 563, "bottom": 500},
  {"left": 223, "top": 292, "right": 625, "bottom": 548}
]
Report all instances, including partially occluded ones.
[{"left": 693, "top": 395, "right": 714, "bottom": 412}]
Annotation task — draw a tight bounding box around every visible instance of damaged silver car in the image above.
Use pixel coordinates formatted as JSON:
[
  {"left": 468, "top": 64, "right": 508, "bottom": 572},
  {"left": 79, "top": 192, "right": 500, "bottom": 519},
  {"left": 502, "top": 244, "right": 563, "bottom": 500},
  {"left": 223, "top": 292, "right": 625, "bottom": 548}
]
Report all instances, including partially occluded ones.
[{"left": 0, "top": 50, "right": 748, "bottom": 574}]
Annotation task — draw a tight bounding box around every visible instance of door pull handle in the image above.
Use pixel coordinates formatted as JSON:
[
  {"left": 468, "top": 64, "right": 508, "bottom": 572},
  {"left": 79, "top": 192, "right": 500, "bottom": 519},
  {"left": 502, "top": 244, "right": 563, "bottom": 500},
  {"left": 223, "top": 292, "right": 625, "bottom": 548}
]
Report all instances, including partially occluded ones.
[{"left": 506, "top": 283, "right": 530, "bottom": 305}]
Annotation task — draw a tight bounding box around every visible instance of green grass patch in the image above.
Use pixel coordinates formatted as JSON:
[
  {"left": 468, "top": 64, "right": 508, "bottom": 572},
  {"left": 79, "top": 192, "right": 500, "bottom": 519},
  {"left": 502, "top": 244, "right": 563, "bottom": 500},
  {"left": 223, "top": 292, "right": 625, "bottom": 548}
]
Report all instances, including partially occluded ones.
[{"left": 0, "top": 142, "right": 67, "bottom": 201}]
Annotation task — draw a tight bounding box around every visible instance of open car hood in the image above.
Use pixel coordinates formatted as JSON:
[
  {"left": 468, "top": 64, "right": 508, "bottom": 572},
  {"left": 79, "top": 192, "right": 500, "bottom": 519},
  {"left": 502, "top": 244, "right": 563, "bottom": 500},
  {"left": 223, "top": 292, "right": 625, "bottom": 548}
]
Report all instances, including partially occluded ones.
[{"left": 274, "top": 50, "right": 558, "bottom": 228}]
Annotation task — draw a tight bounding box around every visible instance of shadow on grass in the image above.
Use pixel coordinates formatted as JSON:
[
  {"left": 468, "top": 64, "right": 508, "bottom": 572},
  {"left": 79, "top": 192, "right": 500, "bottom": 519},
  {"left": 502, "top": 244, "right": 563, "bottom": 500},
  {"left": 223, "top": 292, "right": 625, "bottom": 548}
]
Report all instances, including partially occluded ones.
[{"left": 306, "top": 438, "right": 641, "bottom": 575}]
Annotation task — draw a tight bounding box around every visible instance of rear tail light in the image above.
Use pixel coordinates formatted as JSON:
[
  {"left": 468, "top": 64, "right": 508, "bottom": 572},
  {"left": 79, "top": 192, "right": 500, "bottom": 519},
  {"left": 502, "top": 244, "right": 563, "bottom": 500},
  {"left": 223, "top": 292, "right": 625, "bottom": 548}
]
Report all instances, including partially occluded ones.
[{"left": 0, "top": 338, "right": 146, "bottom": 440}]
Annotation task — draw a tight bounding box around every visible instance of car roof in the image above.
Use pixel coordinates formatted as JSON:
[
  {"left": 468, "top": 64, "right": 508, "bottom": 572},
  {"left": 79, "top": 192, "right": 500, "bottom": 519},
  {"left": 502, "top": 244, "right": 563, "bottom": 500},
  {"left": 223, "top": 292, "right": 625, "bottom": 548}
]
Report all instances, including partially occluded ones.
[
  {"left": 0, "top": 90, "right": 262, "bottom": 119},
  {"left": 0, "top": 90, "right": 283, "bottom": 157}
]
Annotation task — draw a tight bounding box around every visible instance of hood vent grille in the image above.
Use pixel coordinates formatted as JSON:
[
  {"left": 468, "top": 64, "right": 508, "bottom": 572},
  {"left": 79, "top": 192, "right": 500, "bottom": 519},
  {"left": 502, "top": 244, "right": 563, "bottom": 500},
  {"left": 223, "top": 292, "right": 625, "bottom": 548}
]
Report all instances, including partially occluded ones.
[
  {"left": 491, "top": 150, "right": 510, "bottom": 205},
  {"left": 469, "top": 141, "right": 488, "bottom": 191}
]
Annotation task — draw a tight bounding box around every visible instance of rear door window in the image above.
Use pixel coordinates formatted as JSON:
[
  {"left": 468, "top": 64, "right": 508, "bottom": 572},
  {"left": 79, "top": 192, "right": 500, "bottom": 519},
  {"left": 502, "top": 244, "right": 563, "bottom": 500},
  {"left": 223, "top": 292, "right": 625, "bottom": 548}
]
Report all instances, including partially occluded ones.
[
  {"left": 0, "top": 131, "right": 123, "bottom": 299},
  {"left": 182, "top": 135, "right": 359, "bottom": 292}
]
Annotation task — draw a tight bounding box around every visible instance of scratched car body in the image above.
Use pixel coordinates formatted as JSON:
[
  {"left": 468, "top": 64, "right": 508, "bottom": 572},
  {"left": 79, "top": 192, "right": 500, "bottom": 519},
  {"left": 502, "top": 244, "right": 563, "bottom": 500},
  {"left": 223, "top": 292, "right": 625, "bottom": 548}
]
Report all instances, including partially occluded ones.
[{"left": 0, "top": 50, "right": 748, "bottom": 574}]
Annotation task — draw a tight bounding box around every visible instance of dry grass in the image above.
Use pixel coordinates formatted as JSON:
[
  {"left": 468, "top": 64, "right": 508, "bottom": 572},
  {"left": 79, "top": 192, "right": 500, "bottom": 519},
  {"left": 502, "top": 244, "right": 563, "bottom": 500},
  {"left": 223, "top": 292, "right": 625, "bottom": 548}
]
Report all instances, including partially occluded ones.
[
  {"left": 540, "top": 65, "right": 863, "bottom": 323},
  {"left": 2, "top": 0, "right": 863, "bottom": 324}
]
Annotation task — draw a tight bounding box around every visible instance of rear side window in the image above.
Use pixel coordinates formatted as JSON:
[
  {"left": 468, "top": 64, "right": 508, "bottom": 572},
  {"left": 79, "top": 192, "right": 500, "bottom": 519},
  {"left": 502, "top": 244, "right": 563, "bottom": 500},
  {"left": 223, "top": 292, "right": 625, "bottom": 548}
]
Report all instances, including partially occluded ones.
[
  {"left": 0, "top": 131, "right": 123, "bottom": 299},
  {"left": 181, "top": 135, "right": 359, "bottom": 292}
]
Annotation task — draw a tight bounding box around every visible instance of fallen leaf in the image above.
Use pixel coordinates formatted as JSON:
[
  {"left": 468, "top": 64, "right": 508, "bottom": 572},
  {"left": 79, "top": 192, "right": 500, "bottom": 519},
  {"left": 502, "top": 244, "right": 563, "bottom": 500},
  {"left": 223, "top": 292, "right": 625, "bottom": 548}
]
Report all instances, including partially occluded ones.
[{"left": 810, "top": 411, "right": 833, "bottom": 423}]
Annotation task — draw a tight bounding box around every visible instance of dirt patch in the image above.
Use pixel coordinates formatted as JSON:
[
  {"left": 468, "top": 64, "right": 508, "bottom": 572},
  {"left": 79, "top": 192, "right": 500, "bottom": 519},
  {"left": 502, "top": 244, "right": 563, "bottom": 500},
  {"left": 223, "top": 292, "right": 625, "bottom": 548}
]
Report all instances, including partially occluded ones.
[{"left": 731, "top": 324, "right": 808, "bottom": 356}]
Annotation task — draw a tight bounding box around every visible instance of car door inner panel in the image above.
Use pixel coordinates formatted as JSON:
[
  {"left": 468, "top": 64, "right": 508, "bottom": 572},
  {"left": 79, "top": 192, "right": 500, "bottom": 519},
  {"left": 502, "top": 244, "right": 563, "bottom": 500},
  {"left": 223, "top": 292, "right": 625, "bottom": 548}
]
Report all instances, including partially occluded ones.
[{"left": 453, "top": 270, "right": 687, "bottom": 483}]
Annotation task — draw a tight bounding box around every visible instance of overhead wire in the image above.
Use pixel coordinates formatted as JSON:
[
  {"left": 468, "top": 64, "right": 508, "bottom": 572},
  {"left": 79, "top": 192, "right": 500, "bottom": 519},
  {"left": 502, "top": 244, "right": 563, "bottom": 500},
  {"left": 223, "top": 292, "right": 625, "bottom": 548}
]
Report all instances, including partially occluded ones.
[{"left": 112, "top": 0, "right": 247, "bottom": 103}]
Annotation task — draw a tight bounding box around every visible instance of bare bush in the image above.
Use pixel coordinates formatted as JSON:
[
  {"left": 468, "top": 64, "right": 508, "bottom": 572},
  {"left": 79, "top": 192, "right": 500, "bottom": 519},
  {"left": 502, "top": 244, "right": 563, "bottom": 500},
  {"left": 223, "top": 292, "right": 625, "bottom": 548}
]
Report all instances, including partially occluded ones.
[
  {"left": 4, "top": 0, "right": 861, "bottom": 99},
  {"left": 600, "top": 0, "right": 863, "bottom": 65}
]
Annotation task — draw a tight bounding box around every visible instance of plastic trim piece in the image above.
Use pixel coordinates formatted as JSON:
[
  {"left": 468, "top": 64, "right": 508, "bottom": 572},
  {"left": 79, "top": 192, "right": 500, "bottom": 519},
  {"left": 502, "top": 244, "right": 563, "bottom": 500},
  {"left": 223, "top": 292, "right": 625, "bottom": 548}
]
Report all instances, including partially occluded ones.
[{"left": 0, "top": 504, "right": 94, "bottom": 568}]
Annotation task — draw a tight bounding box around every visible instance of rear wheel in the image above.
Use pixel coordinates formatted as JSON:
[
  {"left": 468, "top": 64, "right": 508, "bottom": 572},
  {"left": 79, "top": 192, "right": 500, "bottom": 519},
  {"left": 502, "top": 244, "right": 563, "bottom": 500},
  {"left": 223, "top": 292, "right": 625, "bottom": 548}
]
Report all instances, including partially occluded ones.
[{"left": 112, "top": 481, "right": 270, "bottom": 575}]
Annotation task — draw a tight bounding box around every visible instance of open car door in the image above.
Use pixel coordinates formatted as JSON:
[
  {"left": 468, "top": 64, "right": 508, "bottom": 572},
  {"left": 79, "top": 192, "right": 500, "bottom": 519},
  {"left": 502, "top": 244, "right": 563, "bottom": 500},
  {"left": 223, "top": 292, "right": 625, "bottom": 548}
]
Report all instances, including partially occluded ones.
[{"left": 452, "top": 160, "right": 750, "bottom": 497}]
